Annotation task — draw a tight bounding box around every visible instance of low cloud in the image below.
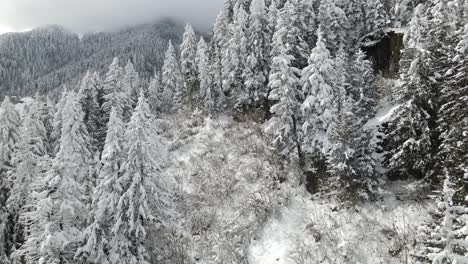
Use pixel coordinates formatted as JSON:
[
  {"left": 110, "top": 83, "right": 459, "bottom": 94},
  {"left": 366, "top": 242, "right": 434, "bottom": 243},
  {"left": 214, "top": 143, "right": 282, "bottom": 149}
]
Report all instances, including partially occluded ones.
[{"left": 0, "top": 0, "right": 223, "bottom": 33}]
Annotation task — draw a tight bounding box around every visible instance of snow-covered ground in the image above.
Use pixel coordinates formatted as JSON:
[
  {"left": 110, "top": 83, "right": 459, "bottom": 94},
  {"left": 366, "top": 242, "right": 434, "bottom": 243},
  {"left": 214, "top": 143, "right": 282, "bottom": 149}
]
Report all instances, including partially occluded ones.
[{"left": 157, "top": 111, "right": 432, "bottom": 264}]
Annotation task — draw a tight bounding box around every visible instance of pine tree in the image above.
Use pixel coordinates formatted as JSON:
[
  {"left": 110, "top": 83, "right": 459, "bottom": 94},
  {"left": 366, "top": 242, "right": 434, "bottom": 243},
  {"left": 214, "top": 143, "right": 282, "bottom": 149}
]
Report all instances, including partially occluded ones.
[
  {"left": 301, "top": 29, "right": 338, "bottom": 156},
  {"left": 196, "top": 37, "right": 214, "bottom": 111},
  {"left": 415, "top": 175, "right": 468, "bottom": 263},
  {"left": 51, "top": 89, "right": 68, "bottom": 155},
  {"left": 161, "top": 41, "right": 184, "bottom": 112},
  {"left": 211, "top": 11, "right": 230, "bottom": 105},
  {"left": 0, "top": 96, "right": 20, "bottom": 263},
  {"left": 365, "top": 0, "right": 391, "bottom": 32},
  {"left": 147, "top": 71, "right": 162, "bottom": 114},
  {"left": 78, "top": 71, "right": 105, "bottom": 153},
  {"left": 437, "top": 19, "right": 468, "bottom": 202},
  {"left": 342, "top": 0, "right": 367, "bottom": 46},
  {"left": 317, "top": 0, "right": 348, "bottom": 55},
  {"left": 286, "top": 0, "right": 316, "bottom": 68},
  {"left": 102, "top": 59, "right": 132, "bottom": 122},
  {"left": 76, "top": 106, "right": 126, "bottom": 264},
  {"left": 109, "top": 93, "right": 171, "bottom": 264},
  {"left": 122, "top": 60, "right": 141, "bottom": 109},
  {"left": 6, "top": 102, "right": 47, "bottom": 262},
  {"left": 180, "top": 24, "right": 198, "bottom": 108},
  {"left": 35, "top": 91, "right": 92, "bottom": 263},
  {"left": 384, "top": 50, "right": 435, "bottom": 181},
  {"left": 242, "top": 0, "right": 269, "bottom": 111},
  {"left": 267, "top": 9, "right": 303, "bottom": 165},
  {"left": 300, "top": 29, "right": 338, "bottom": 192},
  {"left": 222, "top": 3, "right": 248, "bottom": 101}
]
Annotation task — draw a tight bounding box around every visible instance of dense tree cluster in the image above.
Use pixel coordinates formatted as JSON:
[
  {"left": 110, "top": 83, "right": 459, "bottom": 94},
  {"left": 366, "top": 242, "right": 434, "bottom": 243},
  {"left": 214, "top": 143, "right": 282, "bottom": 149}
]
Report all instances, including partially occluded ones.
[{"left": 0, "top": 0, "right": 466, "bottom": 262}]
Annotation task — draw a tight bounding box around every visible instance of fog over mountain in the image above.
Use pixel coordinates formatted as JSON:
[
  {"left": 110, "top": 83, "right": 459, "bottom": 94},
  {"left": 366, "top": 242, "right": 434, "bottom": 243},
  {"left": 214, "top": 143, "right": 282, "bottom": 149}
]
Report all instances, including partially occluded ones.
[{"left": 0, "top": 0, "right": 222, "bottom": 34}]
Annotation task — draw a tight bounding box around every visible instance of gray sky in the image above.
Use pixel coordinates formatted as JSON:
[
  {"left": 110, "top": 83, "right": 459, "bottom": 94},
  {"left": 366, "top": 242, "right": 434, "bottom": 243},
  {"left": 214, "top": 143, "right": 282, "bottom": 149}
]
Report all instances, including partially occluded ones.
[{"left": 0, "top": 0, "right": 223, "bottom": 34}]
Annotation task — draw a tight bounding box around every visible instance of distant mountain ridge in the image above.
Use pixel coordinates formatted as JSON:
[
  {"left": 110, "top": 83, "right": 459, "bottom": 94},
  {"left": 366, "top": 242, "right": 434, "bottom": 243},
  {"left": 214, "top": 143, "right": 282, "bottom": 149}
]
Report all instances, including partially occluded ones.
[{"left": 0, "top": 19, "right": 187, "bottom": 96}]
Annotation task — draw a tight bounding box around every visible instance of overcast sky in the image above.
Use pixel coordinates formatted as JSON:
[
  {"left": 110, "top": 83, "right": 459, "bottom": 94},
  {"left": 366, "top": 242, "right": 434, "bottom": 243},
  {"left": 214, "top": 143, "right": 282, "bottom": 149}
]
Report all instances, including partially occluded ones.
[{"left": 0, "top": 0, "right": 223, "bottom": 34}]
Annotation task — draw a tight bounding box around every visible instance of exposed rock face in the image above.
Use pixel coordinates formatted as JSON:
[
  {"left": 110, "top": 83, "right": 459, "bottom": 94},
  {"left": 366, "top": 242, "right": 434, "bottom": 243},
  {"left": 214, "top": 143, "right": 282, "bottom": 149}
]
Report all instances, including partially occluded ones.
[{"left": 360, "top": 30, "right": 404, "bottom": 77}]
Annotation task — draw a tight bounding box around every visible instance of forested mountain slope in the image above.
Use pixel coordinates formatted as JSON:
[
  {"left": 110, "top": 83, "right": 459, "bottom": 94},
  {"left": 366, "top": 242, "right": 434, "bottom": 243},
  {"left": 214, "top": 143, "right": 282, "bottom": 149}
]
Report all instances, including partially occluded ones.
[
  {"left": 0, "top": 0, "right": 467, "bottom": 263},
  {"left": 0, "top": 19, "right": 185, "bottom": 96}
]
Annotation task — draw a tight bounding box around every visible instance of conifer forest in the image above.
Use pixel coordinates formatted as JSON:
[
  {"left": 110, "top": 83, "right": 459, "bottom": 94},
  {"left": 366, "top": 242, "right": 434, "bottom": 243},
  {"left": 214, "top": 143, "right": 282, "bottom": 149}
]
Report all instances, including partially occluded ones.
[{"left": 0, "top": 0, "right": 467, "bottom": 263}]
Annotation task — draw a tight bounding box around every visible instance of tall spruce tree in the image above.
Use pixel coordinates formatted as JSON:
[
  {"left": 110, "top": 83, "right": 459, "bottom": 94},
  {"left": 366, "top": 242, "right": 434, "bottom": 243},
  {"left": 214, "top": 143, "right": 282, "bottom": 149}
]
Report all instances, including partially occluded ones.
[
  {"left": 180, "top": 24, "right": 198, "bottom": 108},
  {"left": 267, "top": 7, "right": 303, "bottom": 166},
  {"left": 0, "top": 96, "right": 21, "bottom": 263},
  {"left": 35, "top": 91, "right": 92, "bottom": 263},
  {"left": 75, "top": 106, "right": 126, "bottom": 264},
  {"left": 6, "top": 102, "right": 47, "bottom": 263},
  {"left": 109, "top": 93, "right": 171, "bottom": 264},
  {"left": 242, "top": 0, "right": 270, "bottom": 112},
  {"left": 161, "top": 41, "right": 184, "bottom": 112}
]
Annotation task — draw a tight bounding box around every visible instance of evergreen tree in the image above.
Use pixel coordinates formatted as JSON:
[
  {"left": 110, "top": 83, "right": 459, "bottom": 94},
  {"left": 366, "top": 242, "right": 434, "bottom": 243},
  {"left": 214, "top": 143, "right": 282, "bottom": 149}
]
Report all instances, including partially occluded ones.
[
  {"left": 242, "top": 0, "right": 269, "bottom": 111},
  {"left": 365, "top": 0, "right": 391, "bottom": 32},
  {"left": 317, "top": 0, "right": 348, "bottom": 54},
  {"left": 437, "top": 19, "right": 468, "bottom": 202},
  {"left": 122, "top": 60, "right": 141, "bottom": 109},
  {"left": 180, "top": 24, "right": 198, "bottom": 107},
  {"left": 0, "top": 96, "right": 20, "bottom": 263},
  {"left": 267, "top": 9, "right": 303, "bottom": 166},
  {"left": 222, "top": 3, "right": 248, "bottom": 101},
  {"left": 6, "top": 102, "right": 47, "bottom": 262},
  {"left": 147, "top": 71, "right": 162, "bottom": 114},
  {"left": 102, "top": 59, "right": 132, "bottom": 122},
  {"left": 109, "top": 93, "right": 171, "bottom": 264},
  {"left": 300, "top": 29, "right": 338, "bottom": 192},
  {"left": 78, "top": 71, "right": 105, "bottom": 153},
  {"left": 35, "top": 91, "right": 92, "bottom": 263},
  {"left": 211, "top": 11, "right": 230, "bottom": 103},
  {"left": 161, "top": 41, "right": 184, "bottom": 112},
  {"left": 301, "top": 29, "right": 338, "bottom": 156},
  {"left": 76, "top": 106, "right": 126, "bottom": 264},
  {"left": 51, "top": 89, "right": 68, "bottom": 155},
  {"left": 196, "top": 37, "right": 214, "bottom": 111},
  {"left": 415, "top": 175, "right": 468, "bottom": 263}
]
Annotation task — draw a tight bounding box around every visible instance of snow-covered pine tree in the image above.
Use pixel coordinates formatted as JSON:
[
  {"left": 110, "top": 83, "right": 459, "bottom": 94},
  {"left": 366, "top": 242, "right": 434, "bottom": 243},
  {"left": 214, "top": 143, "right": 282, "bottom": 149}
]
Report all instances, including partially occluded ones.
[
  {"left": 102, "top": 58, "right": 133, "bottom": 122},
  {"left": 222, "top": 3, "right": 248, "bottom": 102},
  {"left": 286, "top": 0, "right": 316, "bottom": 68},
  {"left": 36, "top": 91, "right": 92, "bottom": 263},
  {"left": 267, "top": 5, "right": 303, "bottom": 167},
  {"left": 0, "top": 96, "right": 21, "bottom": 263},
  {"left": 109, "top": 92, "right": 171, "bottom": 264},
  {"left": 266, "top": 0, "right": 279, "bottom": 62},
  {"left": 242, "top": 0, "right": 270, "bottom": 114},
  {"left": 147, "top": 71, "right": 162, "bottom": 114},
  {"left": 328, "top": 48, "right": 377, "bottom": 201},
  {"left": 301, "top": 29, "right": 338, "bottom": 192},
  {"left": 384, "top": 12, "right": 436, "bottom": 181},
  {"left": 301, "top": 29, "right": 338, "bottom": 158},
  {"left": 415, "top": 174, "right": 468, "bottom": 263},
  {"left": 317, "top": 0, "right": 348, "bottom": 55},
  {"left": 365, "top": 0, "right": 391, "bottom": 32},
  {"left": 51, "top": 89, "right": 68, "bottom": 155},
  {"left": 40, "top": 95, "right": 57, "bottom": 155},
  {"left": 211, "top": 12, "right": 229, "bottom": 103},
  {"left": 349, "top": 50, "right": 379, "bottom": 124},
  {"left": 342, "top": 0, "right": 367, "bottom": 46},
  {"left": 102, "top": 58, "right": 124, "bottom": 106},
  {"left": 78, "top": 71, "right": 105, "bottom": 153},
  {"left": 196, "top": 37, "right": 214, "bottom": 111},
  {"left": 161, "top": 41, "right": 184, "bottom": 112},
  {"left": 436, "top": 19, "right": 468, "bottom": 203},
  {"left": 75, "top": 106, "right": 126, "bottom": 264},
  {"left": 180, "top": 24, "right": 198, "bottom": 108},
  {"left": 122, "top": 60, "right": 141, "bottom": 109},
  {"left": 6, "top": 102, "right": 47, "bottom": 262}
]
